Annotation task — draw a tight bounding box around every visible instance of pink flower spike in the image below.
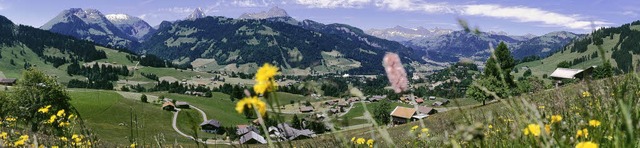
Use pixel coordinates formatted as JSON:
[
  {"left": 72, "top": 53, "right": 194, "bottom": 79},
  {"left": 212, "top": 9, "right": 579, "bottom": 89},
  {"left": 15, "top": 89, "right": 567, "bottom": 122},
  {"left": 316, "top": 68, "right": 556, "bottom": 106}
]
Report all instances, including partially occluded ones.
[{"left": 383, "top": 52, "right": 408, "bottom": 93}]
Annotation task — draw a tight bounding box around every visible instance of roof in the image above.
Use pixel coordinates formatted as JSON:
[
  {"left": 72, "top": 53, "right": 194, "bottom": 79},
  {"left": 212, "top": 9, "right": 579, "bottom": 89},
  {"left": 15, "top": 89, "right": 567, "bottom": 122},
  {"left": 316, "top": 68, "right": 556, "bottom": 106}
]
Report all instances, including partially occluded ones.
[
  {"left": 416, "top": 106, "right": 435, "bottom": 114},
  {"left": 390, "top": 106, "right": 416, "bottom": 119},
  {"left": 299, "top": 106, "right": 314, "bottom": 112},
  {"left": 162, "top": 102, "right": 175, "bottom": 108},
  {"left": 200, "top": 119, "right": 221, "bottom": 127},
  {"left": 237, "top": 125, "right": 259, "bottom": 135},
  {"left": 550, "top": 68, "right": 584, "bottom": 79},
  {"left": 175, "top": 101, "right": 189, "bottom": 106},
  {"left": 0, "top": 78, "right": 16, "bottom": 83},
  {"left": 415, "top": 98, "right": 424, "bottom": 103},
  {"left": 239, "top": 131, "right": 267, "bottom": 144},
  {"left": 338, "top": 101, "right": 349, "bottom": 106}
]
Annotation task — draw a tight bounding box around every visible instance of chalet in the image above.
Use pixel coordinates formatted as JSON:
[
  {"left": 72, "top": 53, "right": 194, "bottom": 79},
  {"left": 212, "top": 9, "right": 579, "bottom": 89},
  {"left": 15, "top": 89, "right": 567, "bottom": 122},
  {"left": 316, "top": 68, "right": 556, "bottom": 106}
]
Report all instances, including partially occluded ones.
[
  {"left": 161, "top": 102, "right": 176, "bottom": 111},
  {"left": 324, "top": 101, "right": 336, "bottom": 106},
  {"left": 347, "top": 97, "right": 360, "bottom": 103},
  {"left": 550, "top": 66, "right": 596, "bottom": 86},
  {"left": 442, "top": 100, "right": 450, "bottom": 105},
  {"left": 415, "top": 98, "right": 424, "bottom": 104},
  {"left": 428, "top": 96, "right": 436, "bottom": 100},
  {"left": 299, "top": 106, "right": 314, "bottom": 113},
  {"left": 337, "top": 101, "right": 349, "bottom": 107},
  {"left": 268, "top": 123, "right": 316, "bottom": 141},
  {"left": 200, "top": 119, "right": 222, "bottom": 133},
  {"left": 236, "top": 125, "right": 260, "bottom": 136},
  {"left": 184, "top": 91, "right": 192, "bottom": 95},
  {"left": 416, "top": 106, "right": 438, "bottom": 115},
  {"left": 368, "top": 95, "right": 386, "bottom": 102},
  {"left": 432, "top": 101, "right": 443, "bottom": 106},
  {"left": 390, "top": 106, "right": 416, "bottom": 125},
  {"left": 239, "top": 131, "right": 267, "bottom": 144},
  {"left": 175, "top": 101, "right": 190, "bottom": 108},
  {"left": 0, "top": 78, "right": 17, "bottom": 86}
]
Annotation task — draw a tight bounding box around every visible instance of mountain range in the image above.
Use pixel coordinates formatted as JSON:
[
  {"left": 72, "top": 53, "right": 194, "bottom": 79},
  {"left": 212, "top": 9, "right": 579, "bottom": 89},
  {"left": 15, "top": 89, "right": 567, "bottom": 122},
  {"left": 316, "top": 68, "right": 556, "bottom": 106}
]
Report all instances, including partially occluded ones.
[{"left": 35, "top": 7, "right": 585, "bottom": 74}]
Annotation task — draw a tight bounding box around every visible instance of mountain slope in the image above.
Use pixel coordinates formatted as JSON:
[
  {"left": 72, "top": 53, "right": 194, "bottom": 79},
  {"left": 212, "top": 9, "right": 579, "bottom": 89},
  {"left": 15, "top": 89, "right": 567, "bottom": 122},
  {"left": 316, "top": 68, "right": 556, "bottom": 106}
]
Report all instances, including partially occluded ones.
[
  {"left": 239, "top": 6, "right": 290, "bottom": 20},
  {"left": 105, "top": 14, "right": 156, "bottom": 41},
  {"left": 186, "top": 8, "right": 206, "bottom": 20},
  {"left": 515, "top": 20, "right": 640, "bottom": 78},
  {"left": 40, "top": 8, "right": 140, "bottom": 49},
  {"left": 405, "top": 30, "right": 582, "bottom": 63},
  {"left": 140, "top": 16, "right": 426, "bottom": 74},
  {"left": 365, "top": 26, "right": 453, "bottom": 42}
]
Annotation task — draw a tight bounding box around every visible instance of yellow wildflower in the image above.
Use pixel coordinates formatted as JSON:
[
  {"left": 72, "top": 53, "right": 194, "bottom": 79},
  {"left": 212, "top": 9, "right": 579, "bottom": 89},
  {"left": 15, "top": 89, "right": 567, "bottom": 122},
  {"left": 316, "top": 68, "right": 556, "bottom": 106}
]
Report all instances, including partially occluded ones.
[
  {"left": 488, "top": 124, "right": 493, "bottom": 129},
  {"left": 38, "top": 105, "right": 52, "bottom": 113},
  {"left": 538, "top": 105, "right": 545, "bottom": 109},
  {"left": 72, "top": 134, "right": 82, "bottom": 143},
  {"left": 5, "top": 117, "right": 16, "bottom": 122},
  {"left": 56, "top": 109, "right": 65, "bottom": 117},
  {"left": 0, "top": 132, "right": 7, "bottom": 139},
  {"left": 589, "top": 120, "right": 601, "bottom": 127},
  {"left": 523, "top": 124, "right": 541, "bottom": 137},
  {"left": 235, "top": 96, "right": 267, "bottom": 116},
  {"left": 410, "top": 125, "right": 419, "bottom": 132},
  {"left": 576, "top": 141, "right": 598, "bottom": 148},
  {"left": 576, "top": 128, "right": 589, "bottom": 138},
  {"left": 366, "top": 139, "right": 374, "bottom": 147},
  {"left": 60, "top": 137, "right": 68, "bottom": 142},
  {"left": 253, "top": 63, "right": 279, "bottom": 95},
  {"left": 421, "top": 128, "right": 429, "bottom": 133},
  {"left": 551, "top": 115, "right": 563, "bottom": 124},
  {"left": 130, "top": 143, "right": 137, "bottom": 148},
  {"left": 356, "top": 138, "right": 365, "bottom": 145},
  {"left": 14, "top": 135, "right": 29, "bottom": 146},
  {"left": 52, "top": 146, "right": 60, "bottom": 148},
  {"left": 351, "top": 137, "right": 355, "bottom": 142},
  {"left": 582, "top": 91, "right": 591, "bottom": 97},
  {"left": 545, "top": 124, "right": 551, "bottom": 134},
  {"left": 58, "top": 121, "right": 70, "bottom": 127},
  {"left": 68, "top": 114, "right": 76, "bottom": 120},
  {"left": 47, "top": 115, "right": 57, "bottom": 124},
  {"left": 606, "top": 135, "right": 613, "bottom": 140}
]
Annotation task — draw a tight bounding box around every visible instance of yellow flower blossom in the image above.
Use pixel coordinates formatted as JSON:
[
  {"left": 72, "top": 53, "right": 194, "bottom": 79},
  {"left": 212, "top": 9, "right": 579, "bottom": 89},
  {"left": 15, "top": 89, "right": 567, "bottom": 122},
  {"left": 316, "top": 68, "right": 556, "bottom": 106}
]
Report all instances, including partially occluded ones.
[
  {"left": 582, "top": 91, "right": 591, "bottom": 97},
  {"left": 130, "top": 143, "right": 137, "bottom": 148},
  {"left": 366, "top": 139, "right": 374, "bottom": 147},
  {"left": 351, "top": 137, "right": 355, "bottom": 142},
  {"left": 545, "top": 124, "right": 551, "bottom": 134},
  {"left": 410, "top": 125, "right": 419, "bottom": 132},
  {"left": 606, "top": 135, "right": 613, "bottom": 140},
  {"left": 47, "top": 115, "right": 57, "bottom": 124},
  {"left": 356, "top": 138, "right": 365, "bottom": 145},
  {"left": 589, "top": 120, "right": 601, "bottom": 127},
  {"left": 254, "top": 63, "right": 279, "bottom": 95},
  {"left": 538, "top": 105, "right": 545, "bottom": 109},
  {"left": 551, "top": 115, "right": 563, "bottom": 124},
  {"left": 60, "top": 137, "right": 68, "bottom": 142},
  {"left": 576, "top": 128, "right": 589, "bottom": 138},
  {"left": 523, "top": 124, "right": 541, "bottom": 137},
  {"left": 14, "top": 135, "right": 29, "bottom": 146},
  {"left": 68, "top": 114, "right": 76, "bottom": 120},
  {"left": 421, "top": 128, "right": 429, "bottom": 133},
  {"left": 56, "top": 109, "right": 65, "bottom": 117},
  {"left": 5, "top": 117, "right": 16, "bottom": 122},
  {"left": 38, "top": 105, "right": 52, "bottom": 113},
  {"left": 576, "top": 141, "right": 598, "bottom": 148},
  {"left": 488, "top": 124, "right": 493, "bottom": 129},
  {"left": 72, "top": 134, "right": 82, "bottom": 143},
  {"left": 58, "top": 121, "right": 70, "bottom": 127},
  {"left": 52, "top": 146, "right": 59, "bottom": 148},
  {"left": 0, "top": 132, "right": 7, "bottom": 140},
  {"left": 235, "top": 96, "right": 267, "bottom": 116}
]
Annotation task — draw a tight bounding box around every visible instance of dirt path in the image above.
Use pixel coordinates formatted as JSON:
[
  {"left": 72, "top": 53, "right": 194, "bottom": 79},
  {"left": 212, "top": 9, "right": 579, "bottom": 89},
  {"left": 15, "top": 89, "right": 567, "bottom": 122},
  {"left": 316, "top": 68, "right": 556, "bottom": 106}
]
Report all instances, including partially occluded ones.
[{"left": 170, "top": 105, "right": 231, "bottom": 145}]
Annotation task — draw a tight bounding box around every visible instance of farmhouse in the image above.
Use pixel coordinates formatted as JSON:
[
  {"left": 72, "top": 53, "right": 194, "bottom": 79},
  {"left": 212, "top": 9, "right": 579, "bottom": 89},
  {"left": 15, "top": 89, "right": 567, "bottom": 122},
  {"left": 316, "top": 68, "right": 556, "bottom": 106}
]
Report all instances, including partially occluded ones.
[
  {"left": 200, "top": 119, "right": 222, "bottom": 133},
  {"left": 416, "top": 106, "right": 438, "bottom": 115},
  {"left": 161, "top": 102, "right": 175, "bottom": 111},
  {"left": 299, "top": 106, "right": 314, "bottom": 113},
  {"left": 239, "top": 131, "right": 267, "bottom": 144},
  {"left": 390, "top": 106, "right": 416, "bottom": 125},
  {"left": 415, "top": 98, "right": 424, "bottom": 104},
  {"left": 175, "top": 101, "right": 190, "bottom": 108},
  {"left": 237, "top": 125, "right": 260, "bottom": 136},
  {"left": 269, "top": 123, "right": 316, "bottom": 141},
  {"left": 550, "top": 66, "right": 596, "bottom": 86},
  {"left": 0, "top": 78, "right": 17, "bottom": 86},
  {"left": 368, "top": 95, "right": 386, "bottom": 102}
]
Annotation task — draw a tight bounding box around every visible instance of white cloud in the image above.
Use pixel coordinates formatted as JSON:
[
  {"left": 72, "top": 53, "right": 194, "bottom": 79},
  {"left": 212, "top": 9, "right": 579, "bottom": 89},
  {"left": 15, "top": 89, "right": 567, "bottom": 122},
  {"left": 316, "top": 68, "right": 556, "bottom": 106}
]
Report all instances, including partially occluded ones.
[
  {"left": 374, "top": 0, "right": 454, "bottom": 13},
  {"left": 159, "top": 7, "right": 196, "bottom": 14},
  {"left": 294, "top": 0, "right": 371, "bottom": 8},
  {"left": 622, "top": 10, "right": 638, "bottom": 17},
  {"left": 461, "top": 4, "right": 609, "bottom": 30},
  {"left": 232, "top": 0, "right": 272, "bottom": 7}
]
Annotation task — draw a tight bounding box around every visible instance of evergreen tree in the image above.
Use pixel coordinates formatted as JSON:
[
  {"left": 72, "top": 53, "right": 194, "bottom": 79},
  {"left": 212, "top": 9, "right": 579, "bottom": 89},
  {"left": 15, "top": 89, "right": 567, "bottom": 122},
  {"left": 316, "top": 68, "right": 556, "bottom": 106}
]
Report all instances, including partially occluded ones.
[
  {"left": 291, "top": 114, "right": 302, "bottom": 129},
  {"left": 484, "top": 42, "right": 515, "bottom": 86},
  {"left": 373, "top": 100, "right": 392, "bottom": 125},
  {"left": 141, "top": 94, "right": 148, "bottom": 103}
]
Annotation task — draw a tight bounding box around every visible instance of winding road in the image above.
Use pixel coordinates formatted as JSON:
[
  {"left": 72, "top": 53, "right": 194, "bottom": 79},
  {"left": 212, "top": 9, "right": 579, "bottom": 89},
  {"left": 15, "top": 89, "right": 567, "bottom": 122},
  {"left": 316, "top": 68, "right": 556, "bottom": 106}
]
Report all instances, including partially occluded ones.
[{"left": 170, "top": 105, "right": 232, "bottom": 145}]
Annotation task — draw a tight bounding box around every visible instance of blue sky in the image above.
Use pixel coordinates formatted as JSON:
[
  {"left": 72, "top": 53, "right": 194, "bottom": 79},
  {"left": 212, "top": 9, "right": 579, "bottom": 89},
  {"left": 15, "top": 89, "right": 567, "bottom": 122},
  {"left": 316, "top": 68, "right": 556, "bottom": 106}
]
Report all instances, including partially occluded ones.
[{"left": 0, "top": 0, "right": 637, "bottom": 35}]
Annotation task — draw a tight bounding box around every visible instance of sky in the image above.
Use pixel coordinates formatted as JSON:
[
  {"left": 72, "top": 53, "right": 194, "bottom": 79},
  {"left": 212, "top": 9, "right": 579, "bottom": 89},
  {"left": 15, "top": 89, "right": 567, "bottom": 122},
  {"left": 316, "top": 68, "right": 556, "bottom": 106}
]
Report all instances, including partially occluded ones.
[{"left": 0, "top": 0, "right": 638, "bottom": 35}]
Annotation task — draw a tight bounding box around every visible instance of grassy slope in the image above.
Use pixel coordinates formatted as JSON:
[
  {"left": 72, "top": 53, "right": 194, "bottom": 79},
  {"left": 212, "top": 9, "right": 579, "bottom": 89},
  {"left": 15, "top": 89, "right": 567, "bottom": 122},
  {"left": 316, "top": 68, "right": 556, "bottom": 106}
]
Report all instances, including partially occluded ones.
[
  {"left": 513, "top": 29, "right": 626, "bottom": 80},
  {"left": 0, "top": 45, "right": 83, "bottom": 82},
  {"left": 149, "top": 92, "right": 254, "bottom": 126},
  {"left": 69, "top": 90, "right": 192, "bottom": 146}
]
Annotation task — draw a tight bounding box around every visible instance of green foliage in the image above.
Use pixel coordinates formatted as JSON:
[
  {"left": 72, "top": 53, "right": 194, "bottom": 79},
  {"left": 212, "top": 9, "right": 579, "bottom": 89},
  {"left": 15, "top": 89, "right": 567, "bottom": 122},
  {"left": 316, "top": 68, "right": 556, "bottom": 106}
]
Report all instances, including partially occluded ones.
[
  {"left": 522, "top": 69, "right": 532, "bottom": 78},
  {"left": 484, "top": 42, "right": 515, "bottom": 86},
  {"left": 4, "top": 68, "right": 71, "bottom": 132},
  {"left": 593, "top": 61, "right": 614, "bottom": 79},
  {"left": 140, "top": 94, "right": 148, "bottom": 103},
  {"left": 465, "top": 76, "right": 508, "bottom": 105},
  {"left": 557, "top": 61, "right": 571, "bottom": 68},
  {"left": 515, "top": 76, "right": 547, "bottom": 94},
  {"left": 373, "top": 100, "right": 392, "bottom": 125},
  {"left": 291, "top": 114, "right": 302, "bottom": 129}
]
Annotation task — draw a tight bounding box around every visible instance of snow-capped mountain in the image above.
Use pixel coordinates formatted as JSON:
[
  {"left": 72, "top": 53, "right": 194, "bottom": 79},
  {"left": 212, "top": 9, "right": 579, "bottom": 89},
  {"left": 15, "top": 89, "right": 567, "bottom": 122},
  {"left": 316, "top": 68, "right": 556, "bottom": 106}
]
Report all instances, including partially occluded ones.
[
  {"left": 105, "top": 14, "right": 156, "bottom": 41},
  {"left": 365, "top": 26, "right": 453, "bottom": 41},
  {"left": 239, "top": 6, "right": 290, "bottom": 19},
  {"left": 40, "top": 8, "right": 137, "bottom": 49},
  {"left": 186, "top": 8, "right": 206, "bottom": 20}
]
